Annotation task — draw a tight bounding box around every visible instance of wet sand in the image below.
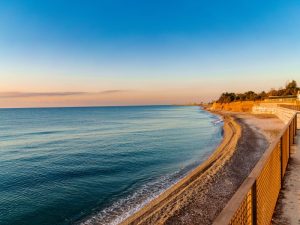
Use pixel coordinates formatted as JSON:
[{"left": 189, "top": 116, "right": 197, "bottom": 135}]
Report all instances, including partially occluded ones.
[{"left": 121, "top": 112, "right": 284, "bottom": 225}]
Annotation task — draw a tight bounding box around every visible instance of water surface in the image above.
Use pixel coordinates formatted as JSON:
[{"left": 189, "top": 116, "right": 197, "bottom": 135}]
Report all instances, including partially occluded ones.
[{"left": 0, "top": 106, "right": 223, "bottom": 225}]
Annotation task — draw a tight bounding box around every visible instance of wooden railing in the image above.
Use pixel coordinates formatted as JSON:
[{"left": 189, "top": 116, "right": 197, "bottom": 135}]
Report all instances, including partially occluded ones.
[{"left": 213, "top": 111, "right": 297, "bottom": 225}]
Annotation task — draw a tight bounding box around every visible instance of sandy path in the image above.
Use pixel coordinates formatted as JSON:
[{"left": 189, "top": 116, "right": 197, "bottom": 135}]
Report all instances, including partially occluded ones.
[
  {"left": 120, "top": 113, "right": 284, "bottom": 225},
  {"left": 272, "top": 135, "right": 300, "bottom": 225}
]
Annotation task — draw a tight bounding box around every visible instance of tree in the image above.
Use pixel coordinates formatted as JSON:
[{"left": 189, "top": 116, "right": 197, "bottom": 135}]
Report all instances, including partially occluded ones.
[
  {"left": 217, "top": 92, "right": 236, "bottom": 103},
  {"left": 286, "top": 80, "right": 297, "bottom": 90},
  {"left": 215, "top": 80, "right": 299, "bottom": 103}
]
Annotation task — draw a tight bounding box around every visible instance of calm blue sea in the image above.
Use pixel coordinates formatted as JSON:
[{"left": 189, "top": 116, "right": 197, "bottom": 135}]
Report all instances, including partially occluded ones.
[{"left": 0, "top": 106, "right": 223, "bottom": 225}]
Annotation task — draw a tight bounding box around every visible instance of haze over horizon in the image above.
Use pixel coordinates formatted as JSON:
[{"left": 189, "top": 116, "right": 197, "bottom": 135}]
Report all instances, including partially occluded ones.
[{"left": 1, "top": 0, "right": 300, "bottom": 107}]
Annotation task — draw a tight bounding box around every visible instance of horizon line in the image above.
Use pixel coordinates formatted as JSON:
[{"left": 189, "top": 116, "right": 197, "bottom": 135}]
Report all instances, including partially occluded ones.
[{"left": 0, "top": 104, "right": 194, "bottom": 110}]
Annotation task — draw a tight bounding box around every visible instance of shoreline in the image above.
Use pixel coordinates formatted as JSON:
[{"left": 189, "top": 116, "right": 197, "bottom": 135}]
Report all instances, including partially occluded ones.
[{"left": 120, "top": 110, "right": 241, "bottom": 224}]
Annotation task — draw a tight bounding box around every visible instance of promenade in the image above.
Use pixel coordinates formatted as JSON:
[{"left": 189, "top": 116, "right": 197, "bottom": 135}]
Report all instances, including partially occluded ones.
[
  {"left": 213, "top": 104, "right": 298, "bottom": 225},
  {"left": 273, "top": 132, "right": 300, "bottom": 224}
]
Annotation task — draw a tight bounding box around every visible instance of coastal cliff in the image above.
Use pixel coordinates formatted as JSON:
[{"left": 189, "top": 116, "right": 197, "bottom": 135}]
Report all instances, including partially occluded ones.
[{"left": 210, "top": 101, "right": 256, "bottom": 112}]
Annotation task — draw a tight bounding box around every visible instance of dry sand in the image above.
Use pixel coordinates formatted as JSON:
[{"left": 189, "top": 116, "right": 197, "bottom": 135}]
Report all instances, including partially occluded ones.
[{"left": 120, "top": 112, "right": 284, "bottom": 225}]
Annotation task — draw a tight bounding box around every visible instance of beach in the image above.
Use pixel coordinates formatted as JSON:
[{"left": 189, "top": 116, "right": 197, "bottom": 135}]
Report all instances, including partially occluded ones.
[{"left": 122, "top": 111, "right": 285, "bottom": 225}]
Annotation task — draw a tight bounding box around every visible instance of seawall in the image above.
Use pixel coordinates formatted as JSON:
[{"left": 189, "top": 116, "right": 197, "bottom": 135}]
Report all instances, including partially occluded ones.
[{"left": 252, "top": 103, "right": 300, "bottom": 127}]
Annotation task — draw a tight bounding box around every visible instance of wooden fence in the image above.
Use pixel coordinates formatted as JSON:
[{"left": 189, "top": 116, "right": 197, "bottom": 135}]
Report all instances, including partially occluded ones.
[{"left": 213, "top": 111, "right": 297, "bottom": 225}]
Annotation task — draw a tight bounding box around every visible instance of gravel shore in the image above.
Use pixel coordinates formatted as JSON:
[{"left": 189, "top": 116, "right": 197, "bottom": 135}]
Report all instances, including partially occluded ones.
[{"left": 121, "top": 112, "right": 284, "bottom": 225}]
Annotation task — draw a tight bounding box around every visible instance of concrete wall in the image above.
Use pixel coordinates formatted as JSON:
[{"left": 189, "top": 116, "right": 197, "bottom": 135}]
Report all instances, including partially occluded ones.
[{"left": 252, "top": 103, "right": 300, "bottom": 128}]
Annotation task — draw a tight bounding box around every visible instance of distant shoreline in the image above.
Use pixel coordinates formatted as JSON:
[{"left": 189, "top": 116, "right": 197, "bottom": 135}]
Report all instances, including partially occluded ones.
[
  {"left": 0, "top": 104, "right": 208, "bottom": 110},
  {"left": 0, "top": 104, "right": 185, "bottom": 110}
]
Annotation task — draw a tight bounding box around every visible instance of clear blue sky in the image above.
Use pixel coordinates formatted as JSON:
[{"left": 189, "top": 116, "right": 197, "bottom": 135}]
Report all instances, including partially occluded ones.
[{"left": 0, "top": 0, "right": 300, "bottom": 107}]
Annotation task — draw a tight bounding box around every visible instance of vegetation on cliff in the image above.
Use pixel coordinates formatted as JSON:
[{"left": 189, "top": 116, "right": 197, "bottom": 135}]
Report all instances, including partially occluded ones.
[{"left": 216, "top": 80, "right": 299, "bottom": 103}]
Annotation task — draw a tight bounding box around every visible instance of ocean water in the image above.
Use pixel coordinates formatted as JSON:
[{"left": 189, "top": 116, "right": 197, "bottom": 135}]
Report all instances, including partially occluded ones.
[{"left": 0, "top": 106, "right": 223, "bottom": 225}]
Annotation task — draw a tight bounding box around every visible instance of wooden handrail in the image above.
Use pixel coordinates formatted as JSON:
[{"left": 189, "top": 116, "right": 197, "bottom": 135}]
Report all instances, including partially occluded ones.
[{"left": 213, "top": 110, "right": 297, "bottom": 225}]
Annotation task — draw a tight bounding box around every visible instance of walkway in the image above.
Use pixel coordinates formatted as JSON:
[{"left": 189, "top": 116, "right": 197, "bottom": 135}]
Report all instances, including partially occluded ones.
[{"left": 272, "top": 134, "right": 300, "bottom": 225}]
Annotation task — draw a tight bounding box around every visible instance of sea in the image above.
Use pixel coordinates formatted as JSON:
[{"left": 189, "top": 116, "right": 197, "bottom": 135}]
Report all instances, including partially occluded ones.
[{"left": 0, "top": 106, "right": 223, "bottom": 225}]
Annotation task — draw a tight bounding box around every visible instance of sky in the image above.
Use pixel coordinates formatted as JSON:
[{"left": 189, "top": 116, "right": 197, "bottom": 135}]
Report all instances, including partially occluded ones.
[{"left": 0, "top": 0, "right": 300, "bottom": 107}]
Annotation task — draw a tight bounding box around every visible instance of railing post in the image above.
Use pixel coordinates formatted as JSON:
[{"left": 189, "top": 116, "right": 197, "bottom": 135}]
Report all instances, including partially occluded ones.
[
  {"left": 295, "top": 113, "right": 297, "bottom": 134},
  {"left": 251, "top": 182, "right": 257, "bottom": 225},
  {"left": 290, "top": 123, "right": 292, "bottom": 146},
  {"left": 288, "top": 126, "right": 291, "bottom": 158},
  {"left": 293, "top": 116, "right": 296, "bottom": 136},
  {"left": 294, "top": 116, "right": 296, "bottom": 141},
  {"left": 280, "top": 137, "right": 283, "bottom": 186},
  {"left": 293, "top": 118, "right": 295, "bottom": 144}
]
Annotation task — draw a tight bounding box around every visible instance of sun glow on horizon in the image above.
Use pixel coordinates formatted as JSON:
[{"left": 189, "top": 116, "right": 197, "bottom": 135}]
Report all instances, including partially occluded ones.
[{"left": 0, "top": 0, "right": 300, "bottom": 107}]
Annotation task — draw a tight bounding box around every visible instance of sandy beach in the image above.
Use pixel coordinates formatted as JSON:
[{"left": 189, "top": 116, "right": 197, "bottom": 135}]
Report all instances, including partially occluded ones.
[{"left": 121, "top": 111, "right": 285, "bottom": 225}]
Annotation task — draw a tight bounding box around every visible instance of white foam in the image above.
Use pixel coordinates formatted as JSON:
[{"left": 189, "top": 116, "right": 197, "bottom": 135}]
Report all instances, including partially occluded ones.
[{"left": 79, "top": 171, "right": 184, "bottom": 225}]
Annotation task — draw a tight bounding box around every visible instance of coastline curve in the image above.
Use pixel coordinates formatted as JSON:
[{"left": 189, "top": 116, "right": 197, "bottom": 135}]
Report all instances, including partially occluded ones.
[{"left": 120, "top": 112, "right": 241, "bottom": 225}]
